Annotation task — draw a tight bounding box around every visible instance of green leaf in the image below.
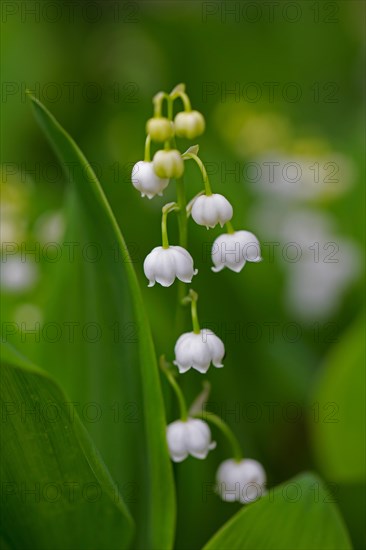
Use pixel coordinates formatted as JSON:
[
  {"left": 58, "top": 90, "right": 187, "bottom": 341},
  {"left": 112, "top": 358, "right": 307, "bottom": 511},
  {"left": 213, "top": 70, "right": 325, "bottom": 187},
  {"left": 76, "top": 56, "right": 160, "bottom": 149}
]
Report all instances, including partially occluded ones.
[
  {"left": 27, "top": 95, "right": 175, "bottom": 549},
  {"left": 203, "top": 472, "right": 351, "bottom": 550},
  {"left": 309, "top": 318, "right": 365, "bottom": 482},
  {"left": 183, "top": 144, "right": 200, "bottom": 156},
  {"left": 0, "top": 343, "right": 134, "bottom": 550}
]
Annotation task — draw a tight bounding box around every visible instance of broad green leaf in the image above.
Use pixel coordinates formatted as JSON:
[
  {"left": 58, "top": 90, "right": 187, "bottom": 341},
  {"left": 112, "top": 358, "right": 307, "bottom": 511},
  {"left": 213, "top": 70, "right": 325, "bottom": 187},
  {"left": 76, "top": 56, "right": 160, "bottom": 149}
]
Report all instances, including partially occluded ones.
[
  {"left": 309, "top": 319, "right": 365, "bottom": 482},
  {"left": 203, "top": 472, "right": 351, "bottom": 550},
  {"left": 27, "top": 95, "right": 175, "bottom": 549},
  {"left": 0, "top": 343, "right": 134, "bottom": 550},
  {"left": 335, "top": 483, "right": 366, "bottom": 550}
]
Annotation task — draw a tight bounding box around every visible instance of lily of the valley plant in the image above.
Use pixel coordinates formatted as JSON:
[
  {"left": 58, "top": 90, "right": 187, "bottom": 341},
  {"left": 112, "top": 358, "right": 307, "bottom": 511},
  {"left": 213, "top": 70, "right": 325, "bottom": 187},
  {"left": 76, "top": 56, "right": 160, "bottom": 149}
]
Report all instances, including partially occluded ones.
[{"left": 131, "top": 84, "right": 265, "bottom": 504}]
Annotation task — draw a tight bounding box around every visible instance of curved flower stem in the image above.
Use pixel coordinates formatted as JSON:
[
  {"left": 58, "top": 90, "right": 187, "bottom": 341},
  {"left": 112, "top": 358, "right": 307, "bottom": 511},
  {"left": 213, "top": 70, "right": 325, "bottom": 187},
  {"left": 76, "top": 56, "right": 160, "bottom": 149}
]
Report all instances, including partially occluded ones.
[
  {"left": 193, "top": 411, "right": 243, "bottom": 462},
  {"left": 160, "top": 356, "right": 188, "bottom": 421},
  {"left": 161, "top": 214, "right": 169, "bottom": 249},
  {"left": 182, "top": 289, "right": 200, "bottom": 334},
  {"left": 161, "top": 202, "right": 179, "bottom": 249},
  {"left": 167, "top": 94, "right": 174, "bottom": 121},
  {"left": 183, "top": 152, "right": 212, "bottom": 196},
  {"left": 153, "top": 91, "right": 168, "bottom": 117},
  {"left": 176, "top": 177, "right": 188, "bottom": 247},
  {"left": 188, "top": 381, "right": 211, "bottom": 416},
  {"left": 191, "top": 299, "right": 200, "bottom": 334},
  {"left": 144, "top": 134, "right": 151, "bottom": 162},
  {"left": 176, "top": 175, "right": 189, "bottom": 325},
  {"left": 171, "top": 91, "right": 192, "bottom": 112},
  {"left": 168, "top": 83, "right": 191, "bottom": 113},
  {"left": 226, "top": 221, "right": 235, "bottom": 234}
]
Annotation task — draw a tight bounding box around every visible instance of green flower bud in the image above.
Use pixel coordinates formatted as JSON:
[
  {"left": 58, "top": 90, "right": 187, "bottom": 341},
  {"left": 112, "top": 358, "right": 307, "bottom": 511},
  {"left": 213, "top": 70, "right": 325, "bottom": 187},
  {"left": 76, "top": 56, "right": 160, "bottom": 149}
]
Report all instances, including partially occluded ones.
[
  {"left": 153, "top": 149, "right": 184, "bottom": 179},
  {"left": 174, "top": 111, "right": 205, "bottom": 139},
  {"left": 146, "top": 117, "right": 174, "bottom": 142}
]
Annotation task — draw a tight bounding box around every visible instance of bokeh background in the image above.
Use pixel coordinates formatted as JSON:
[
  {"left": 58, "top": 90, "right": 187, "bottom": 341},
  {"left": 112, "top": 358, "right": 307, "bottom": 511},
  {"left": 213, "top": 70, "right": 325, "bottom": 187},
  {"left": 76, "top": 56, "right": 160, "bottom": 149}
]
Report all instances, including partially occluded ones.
[{"left": 1, "top": 1, "right": 365, "bottom": 548}]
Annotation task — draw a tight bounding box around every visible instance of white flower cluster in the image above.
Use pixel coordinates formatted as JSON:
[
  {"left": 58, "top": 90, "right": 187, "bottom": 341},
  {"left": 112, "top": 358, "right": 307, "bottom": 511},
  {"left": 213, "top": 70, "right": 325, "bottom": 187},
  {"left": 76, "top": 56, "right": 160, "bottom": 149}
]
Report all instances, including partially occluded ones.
[{"left": 132, "top": 84, "right": 266, "bottom": 505}]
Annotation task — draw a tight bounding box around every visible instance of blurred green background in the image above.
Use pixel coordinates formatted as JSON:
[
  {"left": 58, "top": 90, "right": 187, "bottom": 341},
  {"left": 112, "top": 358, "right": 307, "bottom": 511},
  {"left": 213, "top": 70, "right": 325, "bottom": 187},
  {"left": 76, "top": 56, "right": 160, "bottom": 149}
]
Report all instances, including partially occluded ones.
[{"left": 1, "top": 1, "right": 365, "bottom": 548}]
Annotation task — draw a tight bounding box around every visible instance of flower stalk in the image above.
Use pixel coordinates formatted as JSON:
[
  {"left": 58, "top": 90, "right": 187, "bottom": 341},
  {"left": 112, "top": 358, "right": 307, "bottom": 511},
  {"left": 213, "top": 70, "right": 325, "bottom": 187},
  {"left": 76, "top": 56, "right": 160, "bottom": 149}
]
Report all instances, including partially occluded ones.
[
  {"left": 161, "top": 202, "right": 179, "bottom": 249},
  {"left": 183, "top": 151, "right": 212, "bottom": 196},
  {"left": 144, "top": 134, "right": 151, "bottom": 162},
  {"left": 160, "top": 356, "right": 188, "bottom": 421},
  {"left": 225, "top": 220, "right": 235, "bottom": 234},
  {"left": 194, "top": 411, "right": 243, "bottom": 462},
  {"left": 182, "top": 289, "right": 200, "bottom": 334}
]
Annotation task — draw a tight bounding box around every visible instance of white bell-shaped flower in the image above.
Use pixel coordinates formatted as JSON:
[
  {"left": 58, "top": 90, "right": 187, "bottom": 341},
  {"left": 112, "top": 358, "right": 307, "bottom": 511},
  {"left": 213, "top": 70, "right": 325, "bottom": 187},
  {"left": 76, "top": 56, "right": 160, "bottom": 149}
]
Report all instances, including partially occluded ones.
[
  {"left": 143, "top": 246, "right": 197, "bottom": 287},
  {"left": 212, "top": 230, "right": 261, "bottom": 273},
  {"left": 216, "top": 459, "right": 266, "bottom": 504},
  {"left": 174, "top": 110, "right": 205, "bottom": 139},
  {"left": 131, "top": 161, "right": 169, "bottom": 199},
  {"left": 174, "top": 329, "right": 225, "bottom": 374},
  {"left": 153, "top": 149, "right": 184, "bottom": 179},
  {"left": 166, "top": 418, "right": 216, "bottom": 462},
  {"left": 191, "top": 194, "right": 233, "bottom": 229}
]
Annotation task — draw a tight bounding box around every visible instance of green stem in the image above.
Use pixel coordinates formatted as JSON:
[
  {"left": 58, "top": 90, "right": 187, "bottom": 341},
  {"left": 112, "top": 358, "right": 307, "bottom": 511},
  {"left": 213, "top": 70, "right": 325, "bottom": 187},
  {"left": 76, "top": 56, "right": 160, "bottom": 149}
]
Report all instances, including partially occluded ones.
[
  {"left": 191, "top": 298, "right": 200, "bottom": 334},
  {"left": 226, "top": 221, "right": 235, "bottom": 234},
  {"left": 184, "top": 153, "right": 212, "bottom": 196},
  {"left": 161, "top": 203, "right": 179, "bottom": 249},
  {"left": 153, "top": 91, "right": 168, "bottom": 118},
  {"left": 194, "top": 411, "right": 243, "bottom": 461},
  {"left": 172, "top": 91, "right": 192, "bottom": 112},
  {"left": 168, "top": 373, "right": 188, "bottom": 421},
  {"left": 176, "top": 177, "right": 188, "bottom": 247},
  {"left": 167, "top": 95, "right": 174, "bottom": 121},
  {"left": 144, "top": 134, "right": 151, "bottom": 162},
  {"left": 161, "top": 210, "right": 169, "bottom": 249},
  {"left": 175, "top": 175, "right": 188, "bottom": 331},
  {"left": 182, "top": 289, "right": 201, "bottom": 334},
  {"left": 160, "top": 357, "right": 188, "bottom": 421}
]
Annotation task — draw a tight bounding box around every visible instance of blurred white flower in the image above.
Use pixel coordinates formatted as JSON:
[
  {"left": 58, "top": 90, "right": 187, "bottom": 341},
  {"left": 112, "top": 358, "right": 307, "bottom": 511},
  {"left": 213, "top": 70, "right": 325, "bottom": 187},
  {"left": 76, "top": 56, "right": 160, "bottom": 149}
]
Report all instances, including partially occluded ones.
[
  {"left": 174, "top": 110, "right": 205, "bottom": 139},
  {"left": 281, "top": 211, "right": 361, "bottom": 319},
  {"left": 216, "top": 458, "right": 266, "bottom": 504},
  {"left": 249, "top": 152, "right": 355, "bottom": 202},
  {"left": 174, "top": 329, "right": 225, "bottom": 374},
  {"left": 131, "top": 161, "right": 169, "bottom": 199},
  {"left": 13, "top": 303, "right": 43, "bottom": 326},
  {"left": 212, "top": 230, "right": 261, "bottom": 273},
  {"left": 0, "top": 255, "right": 39, "bottom": 293},
  {"left": 166, "top": 418, "right": 216, "bottom": 462},
  {"left": 191, "top": 193, "right": 233, "bottom": 229},
  {"left": 285, "top": 239, "right": 361, "bottom": 320},
  {"left": 153, "top": 149, "right": 184, "bottom": 179},
  {"left": 213, "top": 107, "right": 291, "bottom": 158},
  {"left": 34, "top": 210, "right": 65, "bottom": 243},
  {"left": 143, "top": 245, "right": 197, "bottom": 287},
  {"left": 250, "top": 205, "right": 362, "bottom": 319},
  {"left": 0, "top": 219, "right": 23, "bottom": 243}
]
